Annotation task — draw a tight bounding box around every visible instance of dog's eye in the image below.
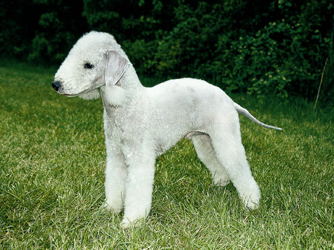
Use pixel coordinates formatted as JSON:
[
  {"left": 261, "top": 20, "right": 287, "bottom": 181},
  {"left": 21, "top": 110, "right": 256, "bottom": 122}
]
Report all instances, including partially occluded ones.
[{"left": 84, "top": 63, "right": 94, "bottom": 69}]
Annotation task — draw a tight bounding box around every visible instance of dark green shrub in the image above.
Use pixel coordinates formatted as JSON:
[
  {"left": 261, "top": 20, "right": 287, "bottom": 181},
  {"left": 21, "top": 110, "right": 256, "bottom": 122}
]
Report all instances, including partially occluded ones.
[
  {"left": 147, "top": 0, "right": 333, "bottom": 103},
  {"left": 1, "top": 0, "right": 86, "bottom": 65}
]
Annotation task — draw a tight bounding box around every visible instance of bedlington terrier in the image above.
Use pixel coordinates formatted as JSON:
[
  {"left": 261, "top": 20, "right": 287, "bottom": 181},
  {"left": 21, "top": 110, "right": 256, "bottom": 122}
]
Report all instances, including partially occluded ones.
[{"left": 52, "top": 31, "right": 282, "bottom": 228}]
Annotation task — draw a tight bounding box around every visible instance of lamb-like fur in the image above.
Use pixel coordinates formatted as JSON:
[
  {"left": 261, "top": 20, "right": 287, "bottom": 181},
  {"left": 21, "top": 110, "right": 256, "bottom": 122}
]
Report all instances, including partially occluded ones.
[{"left": 52, "top": 31, "right": 282, "bottom": 228}]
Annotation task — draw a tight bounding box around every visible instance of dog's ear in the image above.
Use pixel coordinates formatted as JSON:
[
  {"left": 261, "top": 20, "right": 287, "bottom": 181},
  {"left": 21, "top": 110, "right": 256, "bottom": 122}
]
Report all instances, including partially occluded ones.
[{"left": 105, "top": 51, "right": 130, "bottom": 86}]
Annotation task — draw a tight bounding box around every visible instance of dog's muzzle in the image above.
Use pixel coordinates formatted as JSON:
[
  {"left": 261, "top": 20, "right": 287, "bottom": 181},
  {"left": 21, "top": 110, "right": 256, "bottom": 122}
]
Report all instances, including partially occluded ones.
[{"left": 52, "top": 81, "right": 62, "bottom": 91}]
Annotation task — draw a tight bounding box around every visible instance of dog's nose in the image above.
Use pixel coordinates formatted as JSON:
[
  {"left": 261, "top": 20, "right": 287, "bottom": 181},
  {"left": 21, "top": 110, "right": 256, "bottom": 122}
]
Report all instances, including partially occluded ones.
[{"left": 52, "top": 81, "right": 62, "bottom": 91}]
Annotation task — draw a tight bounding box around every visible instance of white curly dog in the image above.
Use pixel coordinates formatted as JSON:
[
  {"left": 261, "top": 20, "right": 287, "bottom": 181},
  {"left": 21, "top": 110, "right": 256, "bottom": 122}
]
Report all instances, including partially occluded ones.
[{"left": 52, "top": 31, "right": 282, "bottom": 228}]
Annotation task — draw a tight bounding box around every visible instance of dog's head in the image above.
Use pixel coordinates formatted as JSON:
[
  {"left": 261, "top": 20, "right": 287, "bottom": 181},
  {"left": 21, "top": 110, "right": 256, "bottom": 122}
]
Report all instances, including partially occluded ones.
[{"left": 52, "top": 31, "right": 130, "bottom": 100}]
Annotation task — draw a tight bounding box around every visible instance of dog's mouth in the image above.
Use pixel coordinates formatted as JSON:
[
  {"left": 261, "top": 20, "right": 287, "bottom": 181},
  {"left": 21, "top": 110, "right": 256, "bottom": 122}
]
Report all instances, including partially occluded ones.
[
  {"left": 52, "top": 81, "right": 100, "bottom": 97},
  {"left": 60, "top": 89, "right": 94, "bottom": 97},
  {"left": 53, "top": 88, "right": 79, "bottom": 97},
  {"left": 52, "top": 76, "right": 105, "bottom": 97},
  {"left": 55, "top": 86, "right": 103, "bottom": 100},
  {"left": 63, "top": 93, "right": 77, "bottom": 97}
]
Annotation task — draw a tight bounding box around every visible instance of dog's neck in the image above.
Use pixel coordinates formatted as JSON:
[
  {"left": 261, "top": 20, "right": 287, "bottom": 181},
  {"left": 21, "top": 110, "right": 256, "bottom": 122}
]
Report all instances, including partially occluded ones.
[
  {"left": 118, "top": 65, "right": 144, "bottom": 97},
  {"left": 101, "top": 64, "right": 145, "bottom": 117}
]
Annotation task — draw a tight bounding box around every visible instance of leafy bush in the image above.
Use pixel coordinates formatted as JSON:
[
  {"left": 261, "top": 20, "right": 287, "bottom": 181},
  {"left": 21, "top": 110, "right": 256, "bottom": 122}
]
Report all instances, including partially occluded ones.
[
  {"left": 0, "top": 0, "right": 86, "bottom": 65},
  {"left": 146, "top": 1, "right": 333, "bottom": 102}
]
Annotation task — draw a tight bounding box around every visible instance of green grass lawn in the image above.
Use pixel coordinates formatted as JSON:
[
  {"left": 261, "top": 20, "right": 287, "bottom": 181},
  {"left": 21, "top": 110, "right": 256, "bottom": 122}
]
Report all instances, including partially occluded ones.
[{"left": 1, "top": 62, "right": 333, "bottom": 249}]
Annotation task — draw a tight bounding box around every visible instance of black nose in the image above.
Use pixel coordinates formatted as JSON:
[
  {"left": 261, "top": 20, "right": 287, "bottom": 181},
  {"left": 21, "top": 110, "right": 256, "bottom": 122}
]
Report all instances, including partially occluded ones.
[{"left": 52, "top": 81, "right": 62, "bottom": 91}]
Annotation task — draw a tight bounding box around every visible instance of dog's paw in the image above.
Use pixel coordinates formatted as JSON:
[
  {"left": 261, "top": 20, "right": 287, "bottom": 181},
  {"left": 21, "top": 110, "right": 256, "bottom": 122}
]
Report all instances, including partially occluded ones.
[
  {"left": 212, "top": 171, "right": 230, "bottom": 187},
  {"left": 243, "top": 196, "right": 260, "bottom": 210},
  {"left": 120, "top": 218, "right": 143, "bottom": 229},
  {"left": 239, "top": 182, "right": 261, "bottom": 210},
  {"left": 120, "top": 219, "right": 131, "bottom": 229},
  {"left": 213, "top": 178, "right": 230, "bottom": 187},
  {"left": 241, "top": 190, "right": 261, "bottom": 210},
  {"left": 104, "top": 202, "right": 123, "bottom": 213}
]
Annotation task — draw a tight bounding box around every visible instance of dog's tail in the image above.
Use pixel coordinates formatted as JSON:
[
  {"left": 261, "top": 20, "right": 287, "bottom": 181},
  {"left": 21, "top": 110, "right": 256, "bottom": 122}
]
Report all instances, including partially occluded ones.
[{"left": 234, "top": 103, "right": 283, "bottom": 131}]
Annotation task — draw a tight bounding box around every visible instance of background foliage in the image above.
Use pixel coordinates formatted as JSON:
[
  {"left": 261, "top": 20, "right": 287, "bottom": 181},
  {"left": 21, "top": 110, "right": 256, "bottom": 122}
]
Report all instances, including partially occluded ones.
[{"left": 1, "top": 0, "right": 333, "bottom": 104}]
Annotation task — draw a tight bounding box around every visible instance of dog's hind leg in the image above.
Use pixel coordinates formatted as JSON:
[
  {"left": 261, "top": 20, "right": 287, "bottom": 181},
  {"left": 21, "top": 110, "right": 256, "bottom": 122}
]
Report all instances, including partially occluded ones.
[
  {"left": 208, "top": 116, "right": 261, "bottom": 210},
  {"left": 192, "top": 134, "right": 230, "bottom": 187}
]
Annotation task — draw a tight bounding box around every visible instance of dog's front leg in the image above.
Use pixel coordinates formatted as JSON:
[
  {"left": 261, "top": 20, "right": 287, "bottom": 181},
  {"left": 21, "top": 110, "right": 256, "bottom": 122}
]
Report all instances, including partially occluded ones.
[
  {"left": 104, "top": 144, "right": 127, "bottom": 213},
  {"left": 121, "top": 151, "right": 156, "bottom": 228}
]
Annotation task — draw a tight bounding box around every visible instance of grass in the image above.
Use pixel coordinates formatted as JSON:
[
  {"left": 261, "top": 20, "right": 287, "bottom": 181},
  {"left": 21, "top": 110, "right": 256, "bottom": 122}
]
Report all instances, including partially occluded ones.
[{"left": 0, "top": 62, "right": 333, "bottom": 249}]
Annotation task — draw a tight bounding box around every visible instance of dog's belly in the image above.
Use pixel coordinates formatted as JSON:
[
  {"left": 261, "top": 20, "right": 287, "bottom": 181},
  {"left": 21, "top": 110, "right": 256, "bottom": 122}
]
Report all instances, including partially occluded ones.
[
  {"left": 153, "top": 134, "right": 184, "bottom": 156},
  {"left": 152, "top": 123, "right": 206, "bottom": 156}
]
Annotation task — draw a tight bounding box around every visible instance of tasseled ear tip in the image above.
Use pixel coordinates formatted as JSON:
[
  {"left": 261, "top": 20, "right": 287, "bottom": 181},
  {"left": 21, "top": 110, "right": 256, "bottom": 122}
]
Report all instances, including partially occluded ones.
[{"left": 103, "top": 85, "right": 128, "bottom": 106}]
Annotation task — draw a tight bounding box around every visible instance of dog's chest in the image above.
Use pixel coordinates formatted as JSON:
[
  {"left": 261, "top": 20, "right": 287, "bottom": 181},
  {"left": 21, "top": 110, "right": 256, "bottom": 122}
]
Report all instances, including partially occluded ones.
[{"left": 104, "top": 105, "right": 146, "bottom": 140}]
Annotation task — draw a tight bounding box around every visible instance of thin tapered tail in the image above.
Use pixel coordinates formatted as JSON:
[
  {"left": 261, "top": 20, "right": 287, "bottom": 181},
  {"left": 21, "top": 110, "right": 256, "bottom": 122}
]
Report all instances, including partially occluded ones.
[{"left": 234, "top": 103, "right": 283, "bottom": 131}]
